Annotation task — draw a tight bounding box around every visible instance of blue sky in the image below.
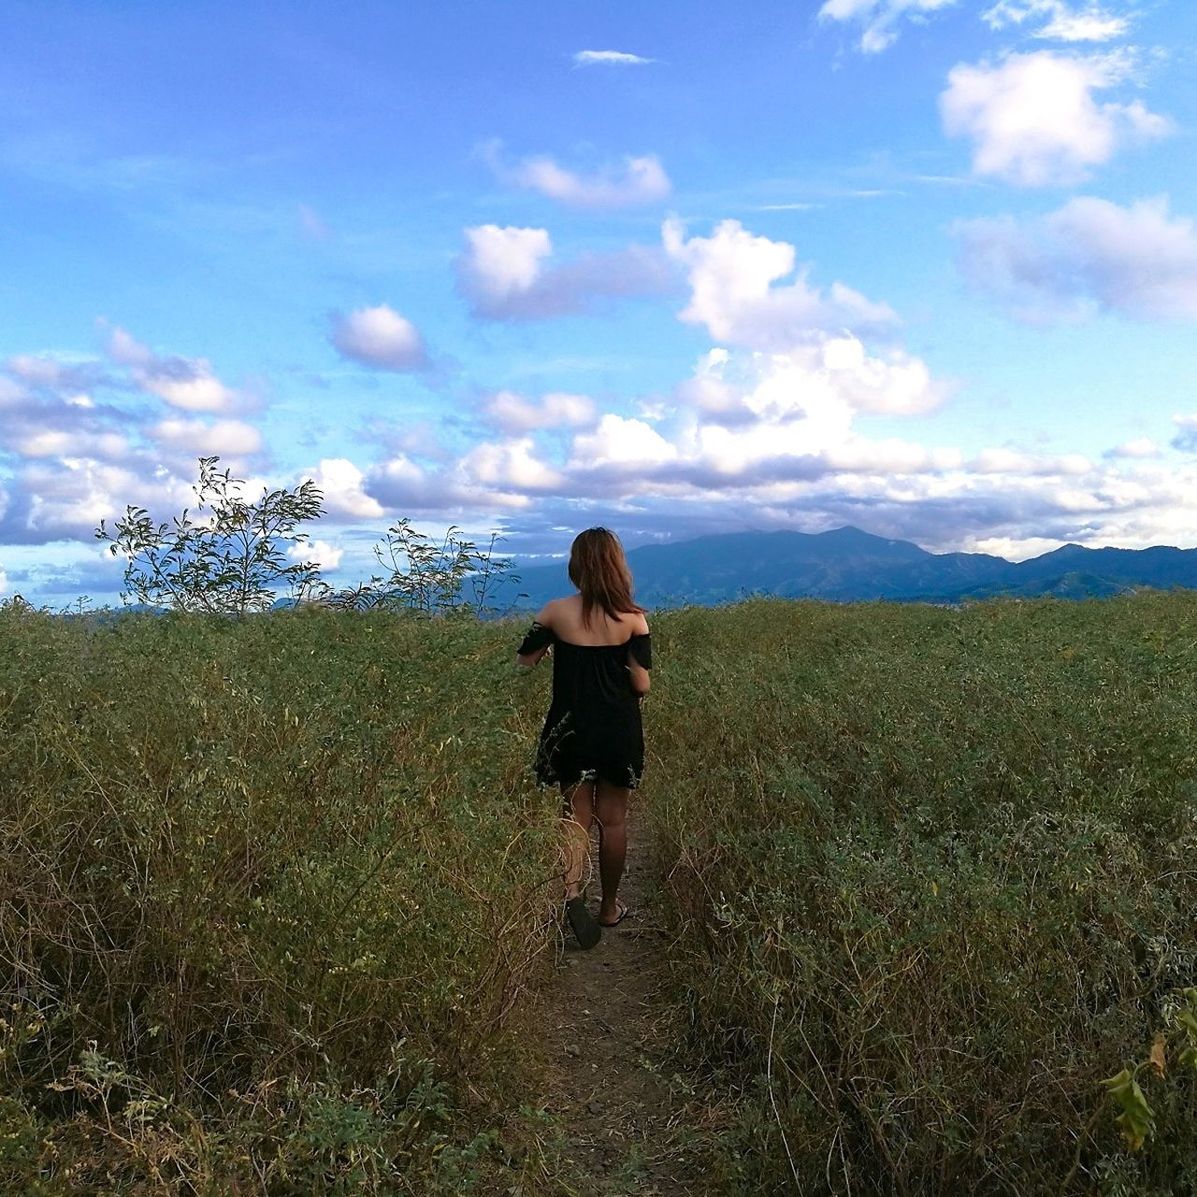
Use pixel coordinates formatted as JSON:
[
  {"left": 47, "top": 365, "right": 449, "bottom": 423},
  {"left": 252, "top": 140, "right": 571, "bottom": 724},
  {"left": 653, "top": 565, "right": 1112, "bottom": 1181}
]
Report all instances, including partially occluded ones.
[{"left": 2, "top": 0, "right": 1196, "bottom": 604}]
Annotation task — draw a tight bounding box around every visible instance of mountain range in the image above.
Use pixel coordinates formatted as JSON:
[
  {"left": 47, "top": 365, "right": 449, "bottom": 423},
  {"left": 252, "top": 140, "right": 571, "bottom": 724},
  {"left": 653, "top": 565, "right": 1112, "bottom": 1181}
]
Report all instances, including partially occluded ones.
[{"left": 505, "top": 527, "right": 1197, "bottom": 609}]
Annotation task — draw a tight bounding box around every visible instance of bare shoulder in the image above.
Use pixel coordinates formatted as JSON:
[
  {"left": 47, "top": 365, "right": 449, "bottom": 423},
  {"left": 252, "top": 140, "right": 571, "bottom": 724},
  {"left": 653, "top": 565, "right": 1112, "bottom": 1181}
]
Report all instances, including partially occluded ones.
[
  {"left": 537, "top": 595, "right": 577, "bottom": 627},
  {"left": 628, "top": 610, "right": 650, "bottom": 636}
]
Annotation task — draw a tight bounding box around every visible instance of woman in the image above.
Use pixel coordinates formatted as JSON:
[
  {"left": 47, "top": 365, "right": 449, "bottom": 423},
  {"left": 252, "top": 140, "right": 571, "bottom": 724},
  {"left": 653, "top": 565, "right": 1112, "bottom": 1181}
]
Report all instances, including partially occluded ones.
[{"left": 516, "top": 527, "right": 652, "bottom": 949}]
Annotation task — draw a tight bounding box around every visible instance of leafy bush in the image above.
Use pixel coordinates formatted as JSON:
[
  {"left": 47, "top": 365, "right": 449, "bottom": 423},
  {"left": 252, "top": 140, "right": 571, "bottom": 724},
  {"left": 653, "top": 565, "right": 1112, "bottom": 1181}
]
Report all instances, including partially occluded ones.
[{"left": 96, "top": 456, "right": 325, "bottom": 614}]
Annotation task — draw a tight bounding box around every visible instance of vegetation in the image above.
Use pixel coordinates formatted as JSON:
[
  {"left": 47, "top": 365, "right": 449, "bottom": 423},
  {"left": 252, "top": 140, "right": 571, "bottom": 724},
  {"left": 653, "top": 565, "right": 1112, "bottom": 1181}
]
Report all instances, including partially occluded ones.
[
  {"left": 93, "top": 457, "right": 522, "bottom": 618},
  {"left": 2, "top": 592, "right": 1195, "bottom": 1193},
  {"left": 95, "top": 457, "right": 326, "bottom": 615},
  {"left": 648, "top": 595, "right": 1197, "bottom": 1194},
  {"left": 317, "top": 519, "right": 522, "bottom": 617},
  {"left": 0, "top": 604, "right": 559, "bottom": 1194}
]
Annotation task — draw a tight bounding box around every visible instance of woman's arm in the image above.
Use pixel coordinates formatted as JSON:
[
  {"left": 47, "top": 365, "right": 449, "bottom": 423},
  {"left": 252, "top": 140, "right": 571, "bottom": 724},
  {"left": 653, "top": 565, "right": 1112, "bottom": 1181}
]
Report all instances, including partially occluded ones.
[{"left": 515, "top": 601, "right": 555, "bottom": 670}]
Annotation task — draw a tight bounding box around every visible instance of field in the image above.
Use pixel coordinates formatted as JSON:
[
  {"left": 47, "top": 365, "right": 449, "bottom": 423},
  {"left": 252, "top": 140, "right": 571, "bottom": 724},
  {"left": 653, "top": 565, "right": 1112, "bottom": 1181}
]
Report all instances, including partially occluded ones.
[{"left": 2, "top": 594, "right": 1196, "bottom": 1194}]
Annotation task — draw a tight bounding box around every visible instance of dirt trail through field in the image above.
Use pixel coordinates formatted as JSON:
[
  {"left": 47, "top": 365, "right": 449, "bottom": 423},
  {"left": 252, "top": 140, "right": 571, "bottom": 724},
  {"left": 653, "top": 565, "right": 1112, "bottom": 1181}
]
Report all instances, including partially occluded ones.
[{"left": 530, "top": 810, "right": 705, "bottom": 1195}]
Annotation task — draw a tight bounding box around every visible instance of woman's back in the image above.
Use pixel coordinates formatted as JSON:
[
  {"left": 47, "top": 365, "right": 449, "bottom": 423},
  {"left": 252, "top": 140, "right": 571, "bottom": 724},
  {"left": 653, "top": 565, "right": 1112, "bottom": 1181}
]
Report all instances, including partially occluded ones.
[{"left": 545, "top": 594, "right": 648, "bottom": 646}]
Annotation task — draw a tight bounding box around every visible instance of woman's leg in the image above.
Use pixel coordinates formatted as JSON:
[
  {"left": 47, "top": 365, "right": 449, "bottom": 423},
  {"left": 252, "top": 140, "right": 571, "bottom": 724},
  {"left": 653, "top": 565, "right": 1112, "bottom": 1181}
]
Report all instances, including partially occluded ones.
[
  {"left": 560, "top": 780, "right": 594, "bottom": 901},
  {"left": 593, "top": 782, "right": 630, "bottom": 924}
]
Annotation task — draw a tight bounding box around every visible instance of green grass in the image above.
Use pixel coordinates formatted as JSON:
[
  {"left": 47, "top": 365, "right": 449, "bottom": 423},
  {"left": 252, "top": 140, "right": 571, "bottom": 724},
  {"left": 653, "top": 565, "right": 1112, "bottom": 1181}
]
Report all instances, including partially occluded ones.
[
  {"left": 0, "top": 607, "right": 560, "bottom": 1194},
  {"left": 647, "top": 595, "right": 1197, "bottom": 1195},
  {"left": 2, "top": 595, "right": 1196, "bottom": 1194}
]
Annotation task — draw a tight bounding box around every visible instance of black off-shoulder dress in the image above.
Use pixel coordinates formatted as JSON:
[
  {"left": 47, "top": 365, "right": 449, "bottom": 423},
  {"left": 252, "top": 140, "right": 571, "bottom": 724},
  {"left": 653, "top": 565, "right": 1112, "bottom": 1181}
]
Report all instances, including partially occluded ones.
[{"left": 518, "top": 621, "right": 652, "bottom": 790}]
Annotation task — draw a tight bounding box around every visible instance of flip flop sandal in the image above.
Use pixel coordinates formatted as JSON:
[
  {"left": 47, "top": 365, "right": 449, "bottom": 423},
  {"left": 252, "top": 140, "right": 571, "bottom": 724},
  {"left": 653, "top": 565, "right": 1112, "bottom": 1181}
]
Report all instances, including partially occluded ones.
[
  {"left": 597, "top": 901, "right": 630, "bottom": 928},
  {"left": 565, "top": 896, "right": 602, "bottom": 949}
]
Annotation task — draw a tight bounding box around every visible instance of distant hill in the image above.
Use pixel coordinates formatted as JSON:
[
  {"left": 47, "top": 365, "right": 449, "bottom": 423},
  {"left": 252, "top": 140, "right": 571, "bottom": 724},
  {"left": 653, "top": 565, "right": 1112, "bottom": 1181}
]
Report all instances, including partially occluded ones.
[{"left": 502, "top": 527, "right": 1197, "bottom": 610}]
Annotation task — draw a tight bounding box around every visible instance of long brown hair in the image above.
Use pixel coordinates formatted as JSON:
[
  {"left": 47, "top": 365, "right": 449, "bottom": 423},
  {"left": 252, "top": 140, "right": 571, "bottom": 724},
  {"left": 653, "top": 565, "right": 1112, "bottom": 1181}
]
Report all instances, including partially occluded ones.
[{"left": 568, "top": 527, "right": 642, "bottom": 627}]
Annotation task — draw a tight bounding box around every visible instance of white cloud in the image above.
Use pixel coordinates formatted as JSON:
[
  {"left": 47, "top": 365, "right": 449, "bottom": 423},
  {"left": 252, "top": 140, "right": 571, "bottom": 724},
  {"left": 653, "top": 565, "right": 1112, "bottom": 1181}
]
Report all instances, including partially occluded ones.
[
  {"left": 0, "top": 566, "right": 7, "bottom": 596},
  {"left": 306, "top": 458, "right": 385, "bottom": 520},
  {"left": 14, "top": 458, "right": 192, "bottom": 544},
  {"left": 457, "top": 224, "right": 674, "bottom": 320},
  {"left": 818, "top": 0, "right": 1132, "bottom": 51},
  {"left": 289, "top": 537, "right": 343, "bottom": 571},
  {"left": 663, "top": 217, "right": 897, "bottom": 350},
  {"left": 366, "top": 451, "right": 536, "bottom": 513},
  {"left": 330, "top": 305, "right": 428, "bottom": 371},
  {"left": 461, "top": 437, "right": 564, "bottom": 491},
  {"left": 143, "top": 372, "right": 237, "bottom": 413},
  {"left": 983, "top": 1, "right": 1131, "bottom": 42},
  {"left": 105, "top": 325, "right": 239, "bottom": 412},
  {"left": 818, "top": 0, "right": 959, "bottom": 54},
  {"left": 574, "top": 50, "right": 655, "bottom": 67},
  {"left": 461, "top": 225, "right": 551, "bottom": 301},
  {"left": 106, "top": 326, "right": 153, "bottom": 367},
  {"left": 486, "top": 144, "right": 671, "bottom": 208},
  {"left": 150, "top": 417, "right": 263, "bottom": 456},
  {"left": 487, "top": 390, "right": 597, "bottom": 432},
  {"left": 955, "top": 196, "right": 1197, "bottom": 323},
  {"left": 940, "top": 51, "right": 1171, "bottom": 186},
  {"left": 569, "top": 414, "right": 680, "bottom": 470},
  {"left": 1106, "top": 437, "right": 1160, "bottom": 459},
  {"left": 7, "top": 355, "right": 80, "bottom": 386},
  {"left": 17, "top": 430, "right": 131, "bottom": 459}
]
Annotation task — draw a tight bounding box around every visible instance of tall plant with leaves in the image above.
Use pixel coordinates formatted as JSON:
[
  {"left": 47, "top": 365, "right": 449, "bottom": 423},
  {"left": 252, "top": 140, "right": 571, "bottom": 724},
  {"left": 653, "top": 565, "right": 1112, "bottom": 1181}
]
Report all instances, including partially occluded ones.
[
  {"left": 96, "top": 456, "right": 325, "bottom": 615},
  {"left": 321, "top": 520, "right": 521, "bottom": 616}
]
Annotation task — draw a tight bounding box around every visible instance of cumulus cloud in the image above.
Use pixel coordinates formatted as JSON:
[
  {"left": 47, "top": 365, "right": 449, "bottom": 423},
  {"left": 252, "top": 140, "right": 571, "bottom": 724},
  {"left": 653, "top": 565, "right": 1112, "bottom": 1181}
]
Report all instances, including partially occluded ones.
[
  {"left": 2, "top": 457, "right": 192, "bottom": 546},
  {"left": 955, "top": 196, "right": 1197, "bottom": 323},
  {"left": 663, "top": 217, "right": 897, "bottom": 350},
  {"left": 105, "top": 325, "right": 240, "bottom": 412},
  {"left": 569, "top": 414, "right": 680, "bottom": 471},
  {"left": 574, "top": 50, "right": 655, "bottom": 66},
  {"left": 983, "top": 0, "right": 1132, "bottom": 42},
  {"left": 305, "top": 458, "right": 385, "bottom": 520},
  {"left": 818, "top": 0, "right": 960, "bottom": 54},
  {"left": 289, "top": 537, "right": 343, "bottom": 571},
  {"left": 484, "top": 143, "right": 671, "bottom": 208},
  {"left": 461, "top": 437, "right": 565, "bottom": 491},
  {"left": 7, "top": 354, "right": 106, "bottom": 390},
  {"left": 486, "top": 390, "right": 597, "bottom": 432},
  {"left": 457, "top": 224, "right": 674, "bottom": 320},
  {"left": 366, "top": 451, "right": 535, "bottom": 513},
  {"left": 346, "top": 338, "right": 949, "bottom": 516},
  {"left": 330, "top": 305, "right": 428, "bottom": 371},
  {"left": 16, "top": 430, "right": 131, "bottom": 460},
  {"left": 0, "top": 335, "right": 267, "bottom": 549},
  {"left": 1105, "top": 437, "right": 1161, "bottom": 460},
  {"left": 150, "top": 417, "right": 263, "bottom": 456},
  {"left": 0, "top": 372, "right": 136, "bottom": 466},
  {"left": 940, "top": 51, "right": 1171, "bottom": 186}
]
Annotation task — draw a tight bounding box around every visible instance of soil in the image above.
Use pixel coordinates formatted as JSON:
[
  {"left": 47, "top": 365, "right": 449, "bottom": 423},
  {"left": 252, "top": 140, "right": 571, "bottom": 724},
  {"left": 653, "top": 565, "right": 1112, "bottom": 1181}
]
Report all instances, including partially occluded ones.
[{"left": 526, "top": 810, "right": 707, "bottom": 1195}]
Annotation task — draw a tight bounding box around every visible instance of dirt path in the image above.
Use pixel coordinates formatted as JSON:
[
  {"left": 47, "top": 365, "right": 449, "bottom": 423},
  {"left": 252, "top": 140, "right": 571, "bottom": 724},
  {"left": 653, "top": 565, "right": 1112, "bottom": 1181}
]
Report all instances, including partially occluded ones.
[{"left": 528, "top": 810, "right": 705, "bottom": 1195}]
